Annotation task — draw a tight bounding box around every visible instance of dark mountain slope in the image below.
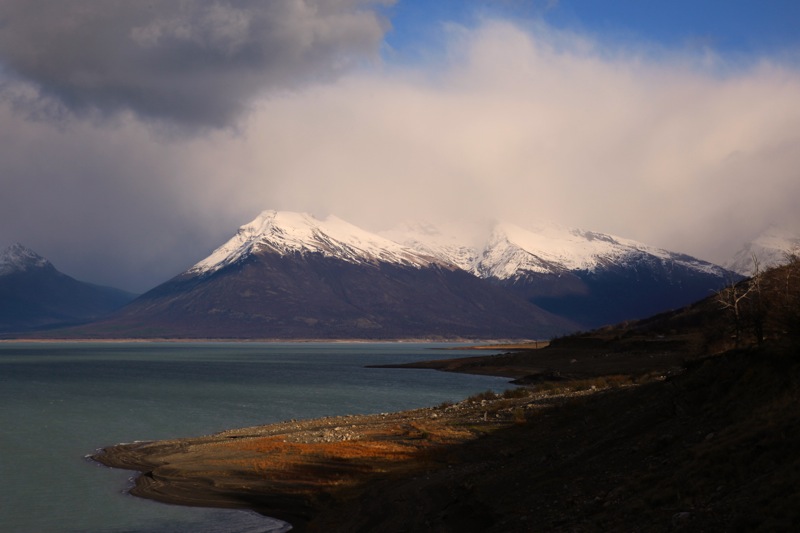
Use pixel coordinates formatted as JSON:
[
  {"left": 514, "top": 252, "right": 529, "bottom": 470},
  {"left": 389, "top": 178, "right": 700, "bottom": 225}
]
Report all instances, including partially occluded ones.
[
  {"left": 390, "top": 221, "right": 738, "bottom": 329},
  {"left": 70, "top": 251, "right": 575, "bottom": 339},
  {"left": 500, "top": 253, "right": 735, "bottom": 328}
]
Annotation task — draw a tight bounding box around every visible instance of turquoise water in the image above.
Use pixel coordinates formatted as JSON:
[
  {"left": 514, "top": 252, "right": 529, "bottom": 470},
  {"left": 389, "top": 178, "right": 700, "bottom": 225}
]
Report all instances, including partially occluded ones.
[{"left": 0, "top": 342, "right": 509, "bottom": 532}]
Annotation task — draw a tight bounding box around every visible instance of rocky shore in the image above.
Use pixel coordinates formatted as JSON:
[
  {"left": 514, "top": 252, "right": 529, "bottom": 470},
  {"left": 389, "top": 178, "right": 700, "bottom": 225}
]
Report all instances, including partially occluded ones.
[{"left": 93, "top": 382, "right": 601, "bottom": 531}]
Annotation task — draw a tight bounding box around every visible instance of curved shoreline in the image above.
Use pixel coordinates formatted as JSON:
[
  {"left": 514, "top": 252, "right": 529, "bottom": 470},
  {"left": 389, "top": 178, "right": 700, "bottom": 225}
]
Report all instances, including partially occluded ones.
[
  {"left": 90, "top": 334, "right": 692, "bottom": 531},
  {"left": 92, "top": 387, "right": 587, "bottom": 531}
]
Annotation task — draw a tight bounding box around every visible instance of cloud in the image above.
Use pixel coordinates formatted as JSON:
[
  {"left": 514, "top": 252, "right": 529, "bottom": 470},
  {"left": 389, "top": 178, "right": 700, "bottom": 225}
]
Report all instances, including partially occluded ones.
[
  {"left": 0, "top": 0, "right": 392, "bottom": 128},
  {"left": 1, "top": 17, "right": 799, "bottom": 292},
  {"left": 229, "top": 21, "right": 800, "bottom": 255}
]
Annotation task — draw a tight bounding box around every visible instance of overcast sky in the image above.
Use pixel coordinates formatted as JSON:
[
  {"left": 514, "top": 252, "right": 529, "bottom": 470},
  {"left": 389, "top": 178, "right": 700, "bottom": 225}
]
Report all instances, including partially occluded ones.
[{"left": 1, "top": 0, "right": 799, "bottom": 293}]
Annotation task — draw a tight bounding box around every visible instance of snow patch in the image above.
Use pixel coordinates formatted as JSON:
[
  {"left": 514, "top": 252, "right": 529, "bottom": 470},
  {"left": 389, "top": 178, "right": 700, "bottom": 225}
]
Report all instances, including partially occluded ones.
[
  {"left": 189, "top": 211, "right": 730, "bottom": 281},
  {"left": 0, "top": 243, "right": 51, "bottom": 275},
  {"left": 189, "top": 211, "right": 443, "bottom": 275},
  {"left": 379, "top": 221, "right": 479, "bottom": 272},
  {"left": 384, "top": 219, "right": 727, "bottom": 280}
]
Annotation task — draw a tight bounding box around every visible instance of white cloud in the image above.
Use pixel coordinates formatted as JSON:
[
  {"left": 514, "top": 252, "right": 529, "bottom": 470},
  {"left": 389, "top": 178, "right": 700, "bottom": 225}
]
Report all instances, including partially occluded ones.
[{"left": 225, "top": 21, "right": 800, "bottom": 255}]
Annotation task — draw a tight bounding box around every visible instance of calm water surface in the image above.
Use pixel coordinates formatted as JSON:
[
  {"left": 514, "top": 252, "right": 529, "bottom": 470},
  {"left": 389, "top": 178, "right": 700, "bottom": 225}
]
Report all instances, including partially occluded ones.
[{"left": 0, "top": 342, "right": 509, "bottom": 532}]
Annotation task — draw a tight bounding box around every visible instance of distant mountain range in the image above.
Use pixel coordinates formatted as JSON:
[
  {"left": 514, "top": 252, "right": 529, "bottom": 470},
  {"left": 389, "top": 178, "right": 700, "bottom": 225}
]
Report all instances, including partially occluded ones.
[
  {"left": 47, "top": 210, "right": 741, "bottom": 339},
  {"left": 14, "top": 212, "right": 789, "bottom": 340},
  {"left": 0, "top": 243, "right": 136, "bottom": 334}
]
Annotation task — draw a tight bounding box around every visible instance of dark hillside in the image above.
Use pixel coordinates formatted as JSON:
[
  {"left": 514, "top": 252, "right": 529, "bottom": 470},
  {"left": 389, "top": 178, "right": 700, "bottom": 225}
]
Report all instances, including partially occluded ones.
[
  {"left": 57, "top": 252, "right": 575, "bottom": 339},
  {"left": 497, "top": 256, "right": 735, "bottom": 329},
  {"left": 318, "top": 344, "right": 800, "bottom": 532}
]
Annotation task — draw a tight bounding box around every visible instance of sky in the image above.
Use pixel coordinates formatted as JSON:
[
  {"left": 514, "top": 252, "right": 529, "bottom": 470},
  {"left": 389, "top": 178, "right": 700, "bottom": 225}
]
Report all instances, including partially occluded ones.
[{"left": 1, "top": 0, "right": 799, "bottom": 293}]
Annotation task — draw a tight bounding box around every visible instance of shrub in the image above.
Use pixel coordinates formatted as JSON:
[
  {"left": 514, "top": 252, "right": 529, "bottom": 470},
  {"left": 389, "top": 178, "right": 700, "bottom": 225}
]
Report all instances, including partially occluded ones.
[{"left": 467, "top": 390, "right": 497, "bottom": 403}]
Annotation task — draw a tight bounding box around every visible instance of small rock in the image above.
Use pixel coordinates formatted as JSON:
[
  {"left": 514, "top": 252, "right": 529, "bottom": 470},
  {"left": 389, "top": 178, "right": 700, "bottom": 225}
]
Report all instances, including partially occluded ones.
[{"left": 672, "top": 512, "right": 691, "bottom": 526}]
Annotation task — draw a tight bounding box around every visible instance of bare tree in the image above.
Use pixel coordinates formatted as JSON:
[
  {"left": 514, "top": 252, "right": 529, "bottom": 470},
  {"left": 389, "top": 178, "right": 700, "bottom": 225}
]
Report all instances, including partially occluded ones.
[{"left": 717, "top": 253, "right": 762, "bottom": 347}]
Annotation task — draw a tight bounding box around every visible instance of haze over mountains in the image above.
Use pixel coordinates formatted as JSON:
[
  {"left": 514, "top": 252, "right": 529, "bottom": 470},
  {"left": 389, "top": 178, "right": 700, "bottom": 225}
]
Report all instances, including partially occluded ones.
[{"left": 726, "top": 225, "right": 800, "bottom": 275}]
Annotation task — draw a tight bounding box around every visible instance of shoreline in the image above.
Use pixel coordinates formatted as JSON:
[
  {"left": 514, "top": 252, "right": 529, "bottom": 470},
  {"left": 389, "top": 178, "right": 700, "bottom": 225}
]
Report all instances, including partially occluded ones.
[
  {"left": 0, "top": 337, "right": 534, "bottom": 345},
  {"left": 93, "top": 385, "right": 590, "bottom": 531}
]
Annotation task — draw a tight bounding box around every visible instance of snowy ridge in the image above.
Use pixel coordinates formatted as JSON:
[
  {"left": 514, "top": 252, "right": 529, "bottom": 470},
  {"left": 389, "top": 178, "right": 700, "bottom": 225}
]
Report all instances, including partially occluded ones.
[
  {"left": 384, "top": 220, "right": 726, "bottom": 281},
  {"left": 189, "top": 211, "right": 730, "bottom": 280},
  {"left": 379, "top": 222, "right": 479, "bottom": 272},
  {"left": 0, "top": 243, "right": 51, "bottom": 275},
  {"left": 189, "top": 211, "right": 443, "bottom": 275},
  {"left": 727, "top": 225, "right": 800, "bottom": 275},
  {"left": 476, "top": 222, "right": 725, "bottom": 279}
]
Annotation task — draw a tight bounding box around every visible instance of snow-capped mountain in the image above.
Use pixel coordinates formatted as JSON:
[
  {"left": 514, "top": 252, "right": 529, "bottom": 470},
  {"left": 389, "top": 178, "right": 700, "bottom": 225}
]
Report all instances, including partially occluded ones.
[
  {"left": 386, "top": 220, "right": 735, "bottom": 328},
  {"left": 0, "top": 242, "right": 51, "bottom": 275},
  {"left": 384, "top": 220, "right": 727, "bottom": 280},
  {"left": 0, "top": 243, "right": 136, "bottom": 335},
  {"left": 476, "top": 222, "right": 728, "bottom": 280},
  {"left": 727, "top": 225, "right": 800, "bottom": 276},
  {"left": 190, "top": 211, "right": 443, "bottom": 275},
  {"left": 80, "top": 211, "right": 574, "bottom": 339}
]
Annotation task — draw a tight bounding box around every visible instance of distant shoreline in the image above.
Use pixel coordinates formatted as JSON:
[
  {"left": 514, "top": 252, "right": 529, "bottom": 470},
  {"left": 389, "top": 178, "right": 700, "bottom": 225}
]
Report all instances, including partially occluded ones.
[{"left": 0, "top": 337, "right": 539, "bottom": 346}]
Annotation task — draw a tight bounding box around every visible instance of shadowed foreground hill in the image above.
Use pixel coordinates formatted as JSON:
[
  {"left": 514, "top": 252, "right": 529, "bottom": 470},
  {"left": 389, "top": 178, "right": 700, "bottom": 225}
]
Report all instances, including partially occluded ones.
[{"left": 317, "top": 345, "right": 800, "bottom": 532}]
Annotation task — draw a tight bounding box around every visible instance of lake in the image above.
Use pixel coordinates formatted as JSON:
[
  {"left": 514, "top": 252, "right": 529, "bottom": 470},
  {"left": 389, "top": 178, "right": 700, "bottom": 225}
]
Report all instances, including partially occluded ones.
[{"left": 0, "top": 342, "right": 510, "bottom": 532}]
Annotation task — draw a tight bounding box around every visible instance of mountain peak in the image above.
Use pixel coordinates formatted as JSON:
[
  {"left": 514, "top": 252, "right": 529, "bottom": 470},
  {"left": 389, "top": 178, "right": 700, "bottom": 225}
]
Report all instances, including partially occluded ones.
[
  {"left": 471, "top": 221, "right": 733, "bottom": 282},
  {"left": 479, "top": 222, "right": 649, "bottom": 278},
  {"left": 0, "top": 243, "right": 52, "bottom": 275},
  {"left": 727, "top": 224, "right": 800, "bottom": 275},
  {"left": 188, "top": 210, "right": 442, "bottom": 275}
]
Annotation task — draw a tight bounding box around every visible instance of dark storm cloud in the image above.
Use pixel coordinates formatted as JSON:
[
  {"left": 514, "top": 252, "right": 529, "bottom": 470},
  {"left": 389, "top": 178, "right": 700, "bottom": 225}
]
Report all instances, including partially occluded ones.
[{"left": 0, "top": 0, "right": 392, "bottom": 128}]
